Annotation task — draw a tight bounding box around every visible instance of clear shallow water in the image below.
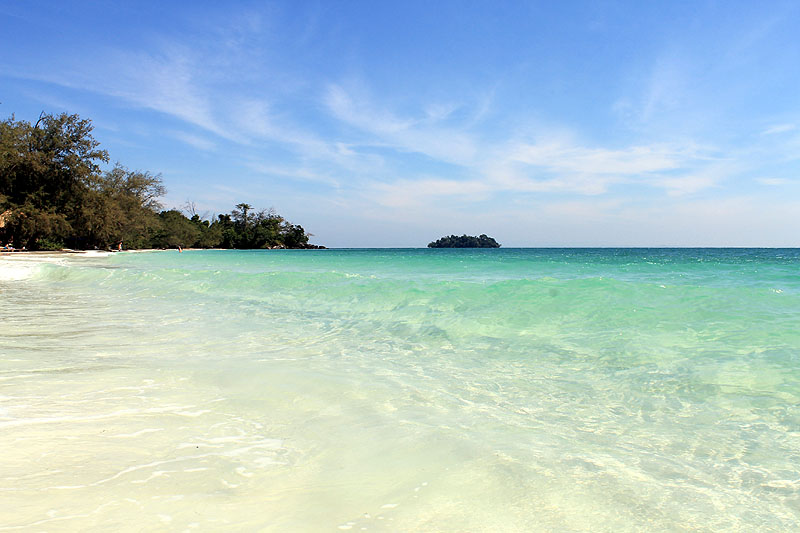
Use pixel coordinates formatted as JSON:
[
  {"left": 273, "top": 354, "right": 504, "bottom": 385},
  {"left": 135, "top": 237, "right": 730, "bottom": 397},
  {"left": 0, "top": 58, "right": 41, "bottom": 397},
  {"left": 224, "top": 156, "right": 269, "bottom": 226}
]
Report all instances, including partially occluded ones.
[{"left": 1, "top": 248, "right": 799, "bottom": 531}]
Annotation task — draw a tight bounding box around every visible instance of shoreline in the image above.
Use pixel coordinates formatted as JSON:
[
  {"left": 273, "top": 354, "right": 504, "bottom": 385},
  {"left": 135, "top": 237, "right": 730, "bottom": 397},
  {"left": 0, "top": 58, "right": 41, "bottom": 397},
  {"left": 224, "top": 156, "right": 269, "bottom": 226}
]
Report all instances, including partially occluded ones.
[
  {"left": 0, "top": 248, "right": 170, "bottom": 257},
  {"left": 0, "top": 249, "right": 117, "bottom": 257}
]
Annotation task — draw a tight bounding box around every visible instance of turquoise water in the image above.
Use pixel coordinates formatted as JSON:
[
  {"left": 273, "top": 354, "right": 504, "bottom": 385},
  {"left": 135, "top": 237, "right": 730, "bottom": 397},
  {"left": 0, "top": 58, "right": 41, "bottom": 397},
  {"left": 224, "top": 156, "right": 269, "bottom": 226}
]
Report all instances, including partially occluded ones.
[{"left": 1, "top": 248, "right": 799, "bottom": 531}]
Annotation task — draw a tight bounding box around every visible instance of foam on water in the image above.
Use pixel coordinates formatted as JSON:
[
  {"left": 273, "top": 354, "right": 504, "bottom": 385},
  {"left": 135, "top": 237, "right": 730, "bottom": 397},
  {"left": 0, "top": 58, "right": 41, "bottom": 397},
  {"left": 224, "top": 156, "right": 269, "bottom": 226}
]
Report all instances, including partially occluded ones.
[
  {"left": 1, "top": 249, "right": 799, "bottom": 531},
  {"left": 0, "top": 255, "right": 66, "bottom": 281}
]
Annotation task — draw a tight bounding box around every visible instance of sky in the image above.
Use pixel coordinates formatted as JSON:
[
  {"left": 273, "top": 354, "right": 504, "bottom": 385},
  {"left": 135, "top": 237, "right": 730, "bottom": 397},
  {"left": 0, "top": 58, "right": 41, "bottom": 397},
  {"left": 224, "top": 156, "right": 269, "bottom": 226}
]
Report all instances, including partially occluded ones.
[{"left": 2, "top": 0, "right": 800, "bottom": 247}]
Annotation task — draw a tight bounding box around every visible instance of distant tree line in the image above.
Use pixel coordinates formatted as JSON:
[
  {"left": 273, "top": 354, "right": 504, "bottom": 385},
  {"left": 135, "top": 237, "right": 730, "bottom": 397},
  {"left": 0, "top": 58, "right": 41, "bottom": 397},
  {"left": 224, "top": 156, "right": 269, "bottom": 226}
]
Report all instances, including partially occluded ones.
[
  {"left": 0, "top": 112, "right": 322, "bottom": 250},
  {"left": 428, "top": 234, "right": 501, "bottom": 248}
]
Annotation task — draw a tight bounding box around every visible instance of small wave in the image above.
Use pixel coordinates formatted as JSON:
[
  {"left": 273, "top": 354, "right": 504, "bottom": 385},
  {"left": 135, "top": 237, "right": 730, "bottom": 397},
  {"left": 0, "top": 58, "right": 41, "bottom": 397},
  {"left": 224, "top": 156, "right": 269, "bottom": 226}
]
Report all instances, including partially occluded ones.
[
  {"left": 0, "top": 263, "right": 40, "bottom": 281},
  {"left": 0, "top": 252, "right": 116, "bottom": 282},
  {"left": 0, "top": 257, "right": 67, "bottom": 281}
]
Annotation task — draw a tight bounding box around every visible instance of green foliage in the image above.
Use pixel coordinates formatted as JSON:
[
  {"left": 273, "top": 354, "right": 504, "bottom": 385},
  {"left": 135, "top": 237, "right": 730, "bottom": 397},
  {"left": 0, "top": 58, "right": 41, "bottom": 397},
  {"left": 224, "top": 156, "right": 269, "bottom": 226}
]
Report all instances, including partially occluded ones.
[
  {"left": 191, "top": 206, "right": 315, "bottom": 249},
  {"left": 281, "top": 223, "right": 310, "bottom": 248},
  {"left": 427, "top": 234, "right": 501, "bottom": 248},
  {"left": 69, "top": 165, "right": 163, "bottom": 249},
  {"left": 189, "top": 214, "right": 223, "bottom": 248},
  {"left": 0, "top": 111, "right": 322, "bottom": 250},
  {"left": 3, "top": 204, "right": 71, "bottom": 249},
  {"left": 0, "top": 112, "right": 108, "bottom": 213},
  {"left": 35, "top": 236, "right": 66, "bottom": 251},
  {"left": 152, "top": 210, "right": 200, "bottom": 248}
]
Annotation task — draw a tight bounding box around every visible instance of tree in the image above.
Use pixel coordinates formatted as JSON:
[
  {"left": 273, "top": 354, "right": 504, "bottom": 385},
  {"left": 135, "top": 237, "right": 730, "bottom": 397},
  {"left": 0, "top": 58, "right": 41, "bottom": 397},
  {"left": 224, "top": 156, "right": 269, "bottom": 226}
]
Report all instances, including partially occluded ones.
[
  {"left": 195, "top": 217, "right": 223, "bottom": 248},
  {"left": 281, "top": 223, "right": 309, "bottom": 248},
  {"left": 0, "top": 112, "right": 110, "bottom": 249},
  {"left": 69, "top": 164, "right": 164, "bottom": 249},
  {"left": 232, "top": 203, "right": 252, "bottom": 226},
  {"left": 183, "top": 199, "right": 198, "bottom": 217},
  {"left": 0, "top": 112, "right": 108, "bottom": 209},
  {"left": 152, "top": 210, "right": 200, "bottom": 248},
  {"left": 2, "top": 204, "right": 70, "bottom": 250}
]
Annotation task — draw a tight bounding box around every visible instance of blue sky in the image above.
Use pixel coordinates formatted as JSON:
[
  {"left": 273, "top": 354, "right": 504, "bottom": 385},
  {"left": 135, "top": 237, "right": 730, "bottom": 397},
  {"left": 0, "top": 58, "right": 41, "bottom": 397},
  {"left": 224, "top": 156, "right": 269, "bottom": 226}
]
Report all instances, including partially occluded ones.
[{"left": 2, "top": 0, "right": 800, "bottom": 247}]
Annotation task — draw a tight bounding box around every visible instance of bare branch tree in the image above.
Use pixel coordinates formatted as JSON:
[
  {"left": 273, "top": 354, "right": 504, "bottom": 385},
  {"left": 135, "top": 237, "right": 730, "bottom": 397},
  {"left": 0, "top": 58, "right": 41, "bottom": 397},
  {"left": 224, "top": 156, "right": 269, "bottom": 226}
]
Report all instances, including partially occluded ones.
[{"left": 183, "top": 199, "right": 198, "bottom": 217}]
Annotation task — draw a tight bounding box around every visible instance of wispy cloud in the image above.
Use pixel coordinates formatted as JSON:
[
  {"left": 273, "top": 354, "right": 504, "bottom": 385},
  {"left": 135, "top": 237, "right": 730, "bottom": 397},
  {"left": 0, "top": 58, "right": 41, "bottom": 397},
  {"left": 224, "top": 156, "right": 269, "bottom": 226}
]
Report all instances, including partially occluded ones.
[
  {"left": 489, "top": 137, "right": 723, "bottom": 197},
  {"left": 359, "top": 135, "right": 726, "bottom": 211},
  {"left": 761, "top": 123, "right": 796, "bottom": 136},
  {"left": 369, "top": 177, "right": 490, "bottom": 208},
  {"left": 324, "top": 84, "right": 478, "bottom": 164},
  {"left": 171, "top": 131, "right": 216, "bottom": 151},
  {"left": 639, "top": 54, "right": 687, "bottom": 124},
  {"left": 507, "top": 141, "right": 695, "bottom": 175},
  {"left": 104, "top": 46, "right": 231, "bottom": 139},
  {"left": 655, "top": 172, "right": 721, "bottom": 196},
  {"left": 244, "top": 161, "right": 341, "bottom": 187},
  {"left": 756, "top": 177, "right": 793, "bottom": 186}
]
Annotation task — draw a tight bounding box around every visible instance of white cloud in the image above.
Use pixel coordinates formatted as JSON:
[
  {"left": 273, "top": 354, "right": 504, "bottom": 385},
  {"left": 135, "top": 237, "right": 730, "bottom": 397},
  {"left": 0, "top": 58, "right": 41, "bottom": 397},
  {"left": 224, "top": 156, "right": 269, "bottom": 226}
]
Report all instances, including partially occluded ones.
[
  {"left": 485, "top": 165, "right": 613, "bottom": 195},
  {"left": 761, "top": 123, "right": 796, "bottom": 136},
  {"left": 105, "top": 46, "right": 232, "bottom": 139},
  {"left": 323, "top": 81, "right": 727, "bottom": 200},
  {"left": 369, "top": 177, "right": 490, "bottom": 208},
  {"left": 496, "top": 138, "right": 723, "bottom": 196},
  {"left": 324, "top": 84, "right": 478, "bottom": 164},
  {"left": 508, "top": 141, "right": 691, "bottom": 175},
  {"left": 244, "top": 161, "right": 341, "bottom": 187},
  {"left": 424, "top": 102, "right": 460, "bottom": 121},
  {"left": 640, "top": 54, "right": 687, "bottom": 123},
  {"left": 655, "top": 173, "right": 719, "bottom": 196},
  {"left": 171, "top": 131, "right": 216, "bottom": 151},
  {"left": 362, "top": 137, "right": 725, "bottom": 210},
  {"left": 756, "top": 177, "right": 793, "bottom": 185}
]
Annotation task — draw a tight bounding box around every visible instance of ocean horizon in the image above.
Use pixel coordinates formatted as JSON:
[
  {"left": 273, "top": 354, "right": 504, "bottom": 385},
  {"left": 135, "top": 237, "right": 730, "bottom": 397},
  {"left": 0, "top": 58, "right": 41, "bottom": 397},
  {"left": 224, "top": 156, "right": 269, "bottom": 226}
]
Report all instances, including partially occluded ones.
[{"left": 2, "top": 248, "right": 799, "bottom": 531}]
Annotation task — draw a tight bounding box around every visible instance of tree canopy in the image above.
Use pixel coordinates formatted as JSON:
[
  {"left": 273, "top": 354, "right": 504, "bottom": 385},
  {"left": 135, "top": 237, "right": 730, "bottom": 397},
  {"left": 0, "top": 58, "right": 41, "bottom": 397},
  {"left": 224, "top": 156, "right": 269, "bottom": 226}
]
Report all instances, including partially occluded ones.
[
  {"left": 0, "top": 112, "right": 322, "bottom": 250},
  {"left": 427, "top": 234, "right": 501, "bottom": 248}
]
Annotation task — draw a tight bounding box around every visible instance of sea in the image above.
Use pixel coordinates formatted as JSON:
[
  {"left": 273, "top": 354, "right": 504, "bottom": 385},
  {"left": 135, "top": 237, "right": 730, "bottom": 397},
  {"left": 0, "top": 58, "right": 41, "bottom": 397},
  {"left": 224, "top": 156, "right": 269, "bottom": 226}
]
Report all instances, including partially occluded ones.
[{"left": 1, "top": 248, "right": 798, "bottom": 531}]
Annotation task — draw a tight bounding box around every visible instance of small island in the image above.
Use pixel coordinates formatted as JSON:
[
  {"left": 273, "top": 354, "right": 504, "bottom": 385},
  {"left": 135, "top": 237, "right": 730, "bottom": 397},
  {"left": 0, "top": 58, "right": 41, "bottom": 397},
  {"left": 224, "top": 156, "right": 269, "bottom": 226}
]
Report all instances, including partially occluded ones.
[{"left": 427, "top": 234, "right": 501, "bottom": 248}]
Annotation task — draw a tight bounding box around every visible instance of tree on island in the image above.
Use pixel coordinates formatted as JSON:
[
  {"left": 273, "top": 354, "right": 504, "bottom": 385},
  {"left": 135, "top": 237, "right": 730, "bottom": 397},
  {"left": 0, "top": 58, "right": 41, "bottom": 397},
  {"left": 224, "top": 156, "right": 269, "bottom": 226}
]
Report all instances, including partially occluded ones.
[
  {"left": 427, "top": 234, "right": 501, "bottom": 248},
  {"left": 0, "top": 111, "right": 324, "bottom": 250}
]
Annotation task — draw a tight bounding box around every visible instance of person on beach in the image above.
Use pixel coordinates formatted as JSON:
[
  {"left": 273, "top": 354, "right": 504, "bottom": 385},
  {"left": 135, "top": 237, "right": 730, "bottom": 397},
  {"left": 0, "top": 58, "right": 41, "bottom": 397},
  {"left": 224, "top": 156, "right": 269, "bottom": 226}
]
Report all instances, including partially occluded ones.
[
  {"left": 117, "top": 241, "right": 123, "bottom": 252},
  {"left": 178, "top": 246, "right": 182, "bottom": 252}
]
